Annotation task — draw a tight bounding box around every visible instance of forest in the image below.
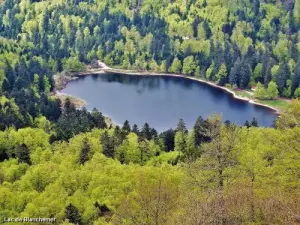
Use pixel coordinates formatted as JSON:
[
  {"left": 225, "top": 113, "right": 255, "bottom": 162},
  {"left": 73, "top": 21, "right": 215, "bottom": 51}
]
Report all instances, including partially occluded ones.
[
  {"left": 0, "top": 100, "right": 300, "bottom": 225},
  {"left": 0, "top": 0, "right": 300, "bottom": 224}
]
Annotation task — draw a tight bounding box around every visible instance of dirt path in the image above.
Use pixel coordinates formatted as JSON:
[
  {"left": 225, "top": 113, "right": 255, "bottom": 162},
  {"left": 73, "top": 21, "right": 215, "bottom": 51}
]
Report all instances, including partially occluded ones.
[{"left": 98, "top": 61, "right": 111, "bottom": 70}]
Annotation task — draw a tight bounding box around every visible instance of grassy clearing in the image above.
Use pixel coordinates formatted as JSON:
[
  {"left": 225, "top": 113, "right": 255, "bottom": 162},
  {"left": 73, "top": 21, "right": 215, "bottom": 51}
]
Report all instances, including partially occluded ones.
[
  {"left": 256, "top": 99, "right": 290, "bottom": 111},
  {"left": 234, "top": 90, "right": 253, "bottom": 99},
  {"left": 233, "top": 89, "right": 290, "bottom": 112}
]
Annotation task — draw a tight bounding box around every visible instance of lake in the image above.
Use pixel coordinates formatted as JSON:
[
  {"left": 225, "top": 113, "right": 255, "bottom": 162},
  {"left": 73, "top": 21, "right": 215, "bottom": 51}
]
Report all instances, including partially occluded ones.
[{"left": 61, "top": 73, "right": 278, "bottom": 131}]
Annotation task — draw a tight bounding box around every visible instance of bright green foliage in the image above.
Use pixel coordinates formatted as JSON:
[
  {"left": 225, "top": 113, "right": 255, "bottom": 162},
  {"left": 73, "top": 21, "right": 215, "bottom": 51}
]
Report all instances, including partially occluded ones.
[
  {"left": 185, "top": 129, "right": 196, "bottom": 160},
  {"left": 195, "top": 66, "right": 201, "bottom": 77},
  {"left": 266, "top": 81, "right": 279, "bottom": 99},
  {"left": 283, "top": 80, "right": 292, "bottom": 98},
  {"left": 255, "top": 81, "right": 278, "bottom": 100},
  {"left": 113, "top": 167, "right": 182, "bottom": 225},
  {"left": 253, "top": 63, "right": 262, "bottom": 81},
  {"left": 32, "top": 74, "right": 40, "bottom": 98},
  {"left": 0, "top": 105, "right": 299, "bottom": 224},
  {"left": 169, "top": 57, "right": 182, "bottom": 74},
  {"left": 271, "top": 65, "right": 280, "bottom": 80},
  {"left": 43, "top": 75, "right": 51, "bottom": 94},
  {"left": 274, "top": 39, "right": 289, "bottom": 61},
  {"left": 277, "top": 100, "right": 300, "bottom": 129},
  {"left": 63, "top": 57, "right": 84, "bottom": 72},
  {"left": 254, "top": 82, "right": 268, "bottom": 99},
  {"left": 0, "top": 1, "right": 300, "bottom": 224},
  {"left": 174, "top": 131, "right": 186, "bottom": 153},
  {"left": 216, "top": 64, "right": 227, "bottom": 85},
  {"left": 294, "top": 0, "right": 300, "bottom": 23},
  {"left": 182, "top": 56, "right": 196, "bottom": 75},
  {"left": 294, "top": 87, "right": 300, "bottom": 98},
  {"left": 0, "top": 68, "right": 4, "bottom": 92},
  {"left": 116, "top": 133, "right": 140, "bottom": 164}
]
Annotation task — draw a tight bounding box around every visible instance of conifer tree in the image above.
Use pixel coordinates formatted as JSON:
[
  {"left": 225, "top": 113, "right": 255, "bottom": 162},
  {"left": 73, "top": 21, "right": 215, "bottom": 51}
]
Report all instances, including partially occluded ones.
[
  {"left": 65, "top": 204, "right": 82, "bottom": 225},
  {"left": 94, "top": 201, "right": 111, "bottom": 217},
  {"left": 79, "top": 137, "right": 90, "bottom": 165},
  {"left": 16, "top": 144, "right": 31, "bottom": 165},
  {"left": 239, "top": 61, "right": 251, "bottom": 89},
  {"left": 141, "top": 123, "right": 152, "bottom": 140},
  {"left": 276, "top": 63, "right": 290, "bottom": 94},
  {"left": 244, "top": 120, "right": 250, "bottom": 128},
  {"left": 159, "top": 129, "right": 175, "bottom": 152},
  {"left": 132, "top": 124, "right": 139, "bottom": 135},
  {"left": 101, "top": 131, "right": 115, "bottom": 158},
  {"left": 251, "top": 118, "right": 258, "bottom": 127},
  {"left": 176, "top": 119, "right": 187, "bottom": 134},
  {"left": 193, "top": 116, "right": 210, "bottom": 146},
  {"left": 229, "top": 58, "right": 241, "bottom": 86},
  {"left": 291, "top": 60, "right": 300, "bottom": 95},
  {"left": 122, "top": 120, "right": 131, "bottom": 134},
  {"left": 91, "top": 108, "right": 107, "bottom": 129}
]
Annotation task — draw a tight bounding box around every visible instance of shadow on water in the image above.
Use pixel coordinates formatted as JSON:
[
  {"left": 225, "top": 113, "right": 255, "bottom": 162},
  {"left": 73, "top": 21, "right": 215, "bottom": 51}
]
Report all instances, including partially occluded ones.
[{"left": 65, "top": 73, "right": 278, "bottom": 131}]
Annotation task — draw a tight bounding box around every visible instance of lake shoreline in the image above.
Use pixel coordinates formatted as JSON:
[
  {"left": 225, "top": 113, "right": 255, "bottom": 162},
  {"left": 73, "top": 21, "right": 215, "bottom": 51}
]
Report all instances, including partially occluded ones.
[
  {"left": 54, "top": 90, "right": 114, "bottom": 127},
  {"left": 54, "top": 61, "right": 284, "bottom": 114},
  {"left": 104, "top": 69, "right": 281, "bottom": 114}
]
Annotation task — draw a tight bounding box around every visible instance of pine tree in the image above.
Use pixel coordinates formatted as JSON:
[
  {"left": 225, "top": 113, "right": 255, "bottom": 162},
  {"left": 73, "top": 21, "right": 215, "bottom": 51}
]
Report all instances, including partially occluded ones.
[
  {"left": 122, "top": 120, "right": 131, "bottom": 134},
  {"left": 229, "top": 58, "right": 241, "bottom": 86},
  {"left": 244, "top": 120, "right": 250, "bottom": 128},
  {"left": 2, "top": 78, "right": 11, "bottom": 92},
  {"left": 138, "top": 140, "right": 150, "bottom": 164},
  {"left": 91, "top": 108, "right": 107, "bottom": 129},
  {"left": 141, "top": 123, "right": 152, "bottom": 140},
  {"left": 64, "top": 98, "right": 76, "bottom": 115},
  {"left": 101, "top": 131, "right": 115, "bottom": 158},
  {"left": 251, "top": 118, "right": 258, "bottom": 127},
  {"left": 276, "top": 63, "right": 290, "bottom": 94},
  {"left": 159, "top": 129, "right": 175, "bottom": 152},
  {"left": 176, "top": 119, "right": 187, "bottom": 134},
  {"left": 292, "top": 60, "right": 300, "bottom": 95},
  {"left": 113, "top": 126, "right": 125, "bottom": 146},
  {"left": 203, "top": 20, "right": 211, "bottom": 39},
  {"left": 40, "top": 9, "right": 50, "bottom": 33},
  {"left": 263, "top": 57, "right": 275, "bottom": 86},
  {"left": 79, "top": 137, "right": 90, "bottom": 165},
  {"left": 239, "top": 61, "right": 251, "bottom": 89},
  {"left": 193, "top": 116, "right": 210, "bottom": 146},
  {"left": 16, "top": 144, "right": 31, "bottom": 165},
  {"left": 132, "top": 124, "right": 139, "bottom": 135},
  {"left": 94, "top": 201, "right": 111, "bottom": 217},
  {"left": 65, "top": 204, "right": 82, "bottom": 225}
]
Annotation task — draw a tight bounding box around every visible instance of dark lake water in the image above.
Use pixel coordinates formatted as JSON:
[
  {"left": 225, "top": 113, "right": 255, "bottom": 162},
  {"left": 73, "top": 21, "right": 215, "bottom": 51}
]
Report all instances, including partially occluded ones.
[{"left": 61, "top": 73, "right": 278, "bottom": 131}]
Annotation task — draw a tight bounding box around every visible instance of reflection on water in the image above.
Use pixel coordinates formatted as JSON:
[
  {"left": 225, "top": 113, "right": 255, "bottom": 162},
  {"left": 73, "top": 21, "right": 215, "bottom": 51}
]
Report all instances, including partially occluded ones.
[{"left": 62, "top": 73, "right": 278, "bottom": 131}]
